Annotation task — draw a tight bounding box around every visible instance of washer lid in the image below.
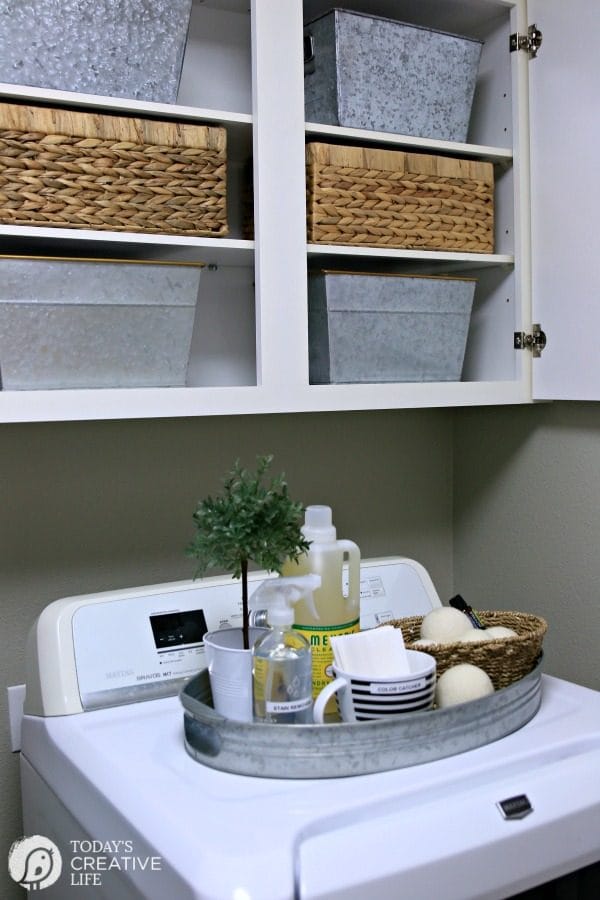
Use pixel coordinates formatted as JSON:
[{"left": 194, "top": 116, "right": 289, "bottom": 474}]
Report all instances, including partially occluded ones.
[{"left": 20, "top": 675, "right": 600, "bottom": 900}]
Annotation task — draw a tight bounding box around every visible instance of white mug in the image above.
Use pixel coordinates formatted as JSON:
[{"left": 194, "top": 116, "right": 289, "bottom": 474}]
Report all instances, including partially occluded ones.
[{"left": 313, "top": 651, "right": 436, "bottom": 724}]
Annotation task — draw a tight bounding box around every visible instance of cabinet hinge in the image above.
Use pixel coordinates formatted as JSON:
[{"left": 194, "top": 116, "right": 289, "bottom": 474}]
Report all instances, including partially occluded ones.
[
  {"left": 510, "top": 24, "right": 543, "bottom": 59},
  {"left": 514, "top": 324, "right": 547, "bottom": 358}
]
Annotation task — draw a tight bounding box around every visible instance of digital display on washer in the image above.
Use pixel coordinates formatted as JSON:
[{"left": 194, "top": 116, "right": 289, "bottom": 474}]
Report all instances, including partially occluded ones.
[{"left": 150, "top": 609, "right": 208, "bottom": 650}]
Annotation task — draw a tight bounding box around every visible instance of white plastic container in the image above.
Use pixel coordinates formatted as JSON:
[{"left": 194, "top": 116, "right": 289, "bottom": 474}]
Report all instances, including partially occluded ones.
[{"left": 282, "top": 506, "right": 360, "bottom": 705}]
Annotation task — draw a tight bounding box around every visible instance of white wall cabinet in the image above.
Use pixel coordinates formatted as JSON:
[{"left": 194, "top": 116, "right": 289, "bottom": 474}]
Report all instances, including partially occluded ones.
[{"left": 0, "top": 0, "right": 592, "bottom": 422}]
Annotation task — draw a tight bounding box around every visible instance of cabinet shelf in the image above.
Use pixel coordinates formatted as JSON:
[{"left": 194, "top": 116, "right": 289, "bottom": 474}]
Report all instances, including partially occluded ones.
[
  {"left": 0, "top": 0, "right": 253, "bottom": 122},
  {"left": 0, "top": 227, "right": 254, "bottom": 268},
  {"left": 307, "top": 245, "right": 513, "bottom": 268},
  {"left": 0, "top": 378, "right": 530, "bottom": 424},
  {"left": 0, "top": 0, "right": 536, "bottom": 422},
  {"left": 0, "top": 83, "right": 252, "bottom": 129},
  {"left": 305, "top": 122, "right": 512, "bottom": 165}
]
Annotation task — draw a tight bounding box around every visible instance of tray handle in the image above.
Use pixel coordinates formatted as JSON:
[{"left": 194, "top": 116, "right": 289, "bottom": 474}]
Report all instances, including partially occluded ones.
[{"left": 184, "top": 712, "right": 222, "bottom": 758}]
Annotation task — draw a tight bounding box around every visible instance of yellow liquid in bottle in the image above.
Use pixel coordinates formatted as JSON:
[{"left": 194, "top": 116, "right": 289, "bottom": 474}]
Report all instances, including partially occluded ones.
[{"left": 283, "top": 542, "right": 360, "bottom": 706}]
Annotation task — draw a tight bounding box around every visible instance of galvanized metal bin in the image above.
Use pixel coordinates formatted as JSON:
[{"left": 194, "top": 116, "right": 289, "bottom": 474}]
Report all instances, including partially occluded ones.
[
  {"left": 304, "top": 9, "right": 482, "bottom": 141},
  {"left": 180, "top": 661, "right": 543, "bottom": 779},
  {"left": 308, "top": 271, "right": 476, "bottom": 385},
  {"left": 0, "top": 256, "right": 203, "bottom": 390},
  {"left": 0, "top": 0, "right": 193, "bottom": 103}
]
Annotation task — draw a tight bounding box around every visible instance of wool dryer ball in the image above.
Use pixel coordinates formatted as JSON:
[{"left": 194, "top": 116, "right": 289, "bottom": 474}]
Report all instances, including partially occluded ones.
[
  {"left": 459, "top": 629, "right": 495, "bottom": 643},
  {"left": 485, "top": 625, "right": 518, "bottom": 639},
  {"left": 421, "top": 607, "right": 474, "bottom": 643},
  {"left": 435, "top": 664, "right": 495, "bottom": 708}
]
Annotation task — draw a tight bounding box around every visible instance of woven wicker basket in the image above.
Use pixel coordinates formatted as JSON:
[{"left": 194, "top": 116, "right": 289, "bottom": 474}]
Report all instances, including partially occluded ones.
[
  {"left": 306, "top": 142, "right": 494, "bottom": 252},
  {"left": 0, "top": 103, "right": 227, "bottom": 237},
  {"left": 388, "top": 611, "right": 547, "bottom": 690}
]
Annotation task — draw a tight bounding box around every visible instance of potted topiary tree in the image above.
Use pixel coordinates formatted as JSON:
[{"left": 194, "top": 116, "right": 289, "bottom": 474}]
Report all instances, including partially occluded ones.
[{"left": 186, "top": 455, "right": 310, "bottom": 720}]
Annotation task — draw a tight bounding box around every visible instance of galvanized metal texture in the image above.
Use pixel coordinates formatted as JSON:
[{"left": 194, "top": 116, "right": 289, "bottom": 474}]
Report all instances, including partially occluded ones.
[
  {"left": 308, "top": 272, "right": 476, "bottom": 384},
  {"left": 0, "top": 257, "right": 201, "bottom": 389},
  {"left": 0, "top": 0, "right": 192, "bottom": 103},
  {"left": 180, "top": 659, "right": 543, "bottom": 779},
  {"left": 304, "top": 9, "right": 482, "bottom": 141}
]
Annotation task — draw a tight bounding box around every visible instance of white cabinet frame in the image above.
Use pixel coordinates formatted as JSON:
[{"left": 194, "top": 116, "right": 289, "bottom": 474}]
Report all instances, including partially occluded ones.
[{"left": 2, "top": 0, "right": 585, "bottom": 422}]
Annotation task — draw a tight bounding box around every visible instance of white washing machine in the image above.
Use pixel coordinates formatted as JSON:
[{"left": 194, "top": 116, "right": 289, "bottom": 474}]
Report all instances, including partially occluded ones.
[{"left": 17, "top": 558, "right": 600, "bottom": 899}]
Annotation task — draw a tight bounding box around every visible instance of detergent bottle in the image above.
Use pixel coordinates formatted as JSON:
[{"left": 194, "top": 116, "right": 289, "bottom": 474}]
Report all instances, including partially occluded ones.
[
  {"left": 282, "top": 505, "right": 361, "bottom": 706},
  {"left": 251, "top": 574, "right": 321, "bottom": 724}
]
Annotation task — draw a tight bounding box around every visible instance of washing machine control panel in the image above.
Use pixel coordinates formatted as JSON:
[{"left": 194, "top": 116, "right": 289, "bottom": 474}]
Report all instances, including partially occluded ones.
[
  {"left": 28, "top": 557, "right": 441, "bottom": 713},
  {"left": 71, "top": 574, "right": 267, "bottom": 710}
]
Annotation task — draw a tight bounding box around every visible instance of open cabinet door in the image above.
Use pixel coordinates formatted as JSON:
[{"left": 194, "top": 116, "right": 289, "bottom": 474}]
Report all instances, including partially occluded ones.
[{"left": 529, "top": 0, "right": 600, "bottom": 399}]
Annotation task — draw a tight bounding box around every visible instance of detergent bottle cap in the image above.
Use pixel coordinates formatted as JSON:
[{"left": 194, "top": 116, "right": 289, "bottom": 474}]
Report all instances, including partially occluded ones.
[
  {"left": 302, "top": 505, "right": 336, "bottom": 542},
  {"left": 250, "top": 574, "right": 321, "bottom": 626}
]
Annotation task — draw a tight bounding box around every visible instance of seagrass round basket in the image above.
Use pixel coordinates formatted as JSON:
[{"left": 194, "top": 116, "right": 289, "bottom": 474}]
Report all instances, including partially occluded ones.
[{"left": 387, "top": 611, "right": 548, "bottom": 690}]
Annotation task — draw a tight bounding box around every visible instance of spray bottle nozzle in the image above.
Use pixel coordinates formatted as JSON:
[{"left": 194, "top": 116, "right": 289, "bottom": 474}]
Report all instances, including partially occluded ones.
[{"left": 250, "top": 574, "right": 321, "bottom": 627}]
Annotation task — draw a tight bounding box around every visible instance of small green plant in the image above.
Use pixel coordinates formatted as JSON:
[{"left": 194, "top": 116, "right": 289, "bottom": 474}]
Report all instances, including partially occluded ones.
[{"left": 186, "top": 455, "right": 310, "bottom": 649}]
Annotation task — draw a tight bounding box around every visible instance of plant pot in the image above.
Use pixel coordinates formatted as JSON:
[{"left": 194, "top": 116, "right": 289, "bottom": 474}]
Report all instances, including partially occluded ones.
[{"left": 203, "top": 627, "right": 269, "bottom": 723}]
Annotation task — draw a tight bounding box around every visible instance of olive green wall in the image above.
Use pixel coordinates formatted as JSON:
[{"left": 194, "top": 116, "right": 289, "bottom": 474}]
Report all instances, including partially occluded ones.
[
  {"left": 454, "top": 402, "right": 600, "bottom": 692},
  {"left": 3, "top": 401, "right": 600, "bottom": 899},
  {"left": 1, "top": 409, "right": 454, "bottom": 898}
]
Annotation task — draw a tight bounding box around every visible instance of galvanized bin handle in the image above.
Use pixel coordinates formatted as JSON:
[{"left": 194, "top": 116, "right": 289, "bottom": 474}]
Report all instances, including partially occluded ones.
[{"left": 304, "top": 33, "right": 316, "bottom": 74}]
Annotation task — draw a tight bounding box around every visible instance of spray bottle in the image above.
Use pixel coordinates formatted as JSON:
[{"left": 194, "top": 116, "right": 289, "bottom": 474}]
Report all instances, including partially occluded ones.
[
  {"left": 250, "top": 574, "right": 321, "bottom": 724},
  {"left": 282, "top": 506, "right": 360, "bottom": 709}
]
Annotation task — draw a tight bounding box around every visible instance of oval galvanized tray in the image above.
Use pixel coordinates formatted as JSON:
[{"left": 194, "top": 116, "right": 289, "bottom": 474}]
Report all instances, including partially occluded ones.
[{"left": 180, "top": 659, "right": 543, "bottom": 779}]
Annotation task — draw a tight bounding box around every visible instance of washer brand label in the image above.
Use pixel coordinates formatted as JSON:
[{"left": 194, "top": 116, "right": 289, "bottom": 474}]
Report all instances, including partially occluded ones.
[
  {"left": 497, "top": 794, "right": 534, "bottom": 820},
  {"left": 106, "top": 668, "right": 135, "bottom": 680}
]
